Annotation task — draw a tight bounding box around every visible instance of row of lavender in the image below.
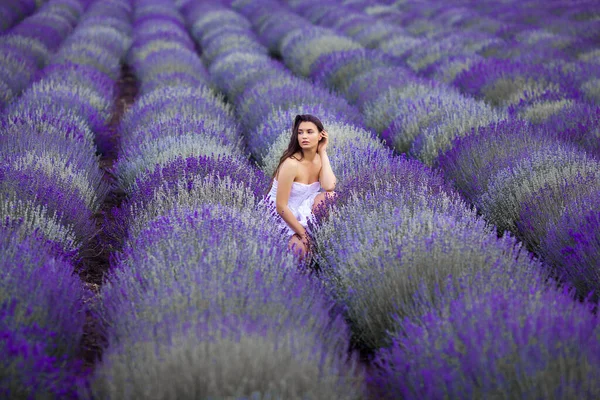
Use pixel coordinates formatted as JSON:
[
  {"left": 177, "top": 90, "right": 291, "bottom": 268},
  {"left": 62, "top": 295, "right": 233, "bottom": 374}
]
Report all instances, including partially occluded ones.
[
  {"left": 2, "top": 0, "right": 596, "bottom": 397},
  {"left": 178, "top": 1, "right": 600, "bottom": 398},
  {"left": 277, "top": 0, "right": 599, "bottom": 157},
  {"left": 84, "top": 0, "right": 365, "bottom": 397},
  {"left": 231, "top": 0, "right": 600, "bottom": 306},
  {"left": 339, "top": 0, "right": 600, "bottom": 116},
  {"left": 0, "top": 0, "right": 82, "bottom": 110},
  {"left": 0, "top": 0, "right": 132, "bottom": 396},
  {"left": 0, "top": 0, "right": 45, "bottom": 34},
  {"left": 342, "top": 0, "right": 600, "bottom": 153},
  {"left": 370, "top": 0, "right": 600, "bottom": 49},
  {"left": 355, "top": 0, "right": 600, "bottom": 293}
]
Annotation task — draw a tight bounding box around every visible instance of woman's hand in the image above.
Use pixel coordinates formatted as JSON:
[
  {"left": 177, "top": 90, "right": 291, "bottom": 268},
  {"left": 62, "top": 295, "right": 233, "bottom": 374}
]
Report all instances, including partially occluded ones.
[
  {"left": 295, "top": 232, "right": 311, "bottom": 250},
  {"left": 317, "top": 130, "right": 328, "bottom": 153}
]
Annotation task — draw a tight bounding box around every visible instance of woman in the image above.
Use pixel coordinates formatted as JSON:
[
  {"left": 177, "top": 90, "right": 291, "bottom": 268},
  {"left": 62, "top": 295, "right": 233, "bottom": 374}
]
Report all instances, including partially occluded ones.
[{"left": 267, "top": 114, "right": 337, "bottom": 261}]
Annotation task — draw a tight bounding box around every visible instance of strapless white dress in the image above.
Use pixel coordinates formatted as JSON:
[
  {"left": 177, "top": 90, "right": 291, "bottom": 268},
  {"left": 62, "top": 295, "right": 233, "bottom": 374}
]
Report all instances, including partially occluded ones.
[{"left": 266, "top": 178, "right": 322, "bottom": 238}]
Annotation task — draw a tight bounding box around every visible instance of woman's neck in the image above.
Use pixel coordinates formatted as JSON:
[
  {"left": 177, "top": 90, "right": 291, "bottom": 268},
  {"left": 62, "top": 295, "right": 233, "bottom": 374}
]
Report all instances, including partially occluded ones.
[{"left": 301, "top": 147, "right": 318, "bottom": 162}]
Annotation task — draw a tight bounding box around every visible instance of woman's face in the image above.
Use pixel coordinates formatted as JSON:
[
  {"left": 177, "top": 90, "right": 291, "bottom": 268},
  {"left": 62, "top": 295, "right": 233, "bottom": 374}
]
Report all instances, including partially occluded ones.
[{"left": 297, "top": 121, "right": 321, "bottom": 149}]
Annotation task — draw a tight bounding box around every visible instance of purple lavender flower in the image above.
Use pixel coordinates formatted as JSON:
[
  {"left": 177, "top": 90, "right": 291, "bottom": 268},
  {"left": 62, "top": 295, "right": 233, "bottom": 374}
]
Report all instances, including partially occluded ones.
[
  {"left": 11, "top": 75, "right": 113, "bottom": 133},
  {"left": 127, "top": 154, "right": 270, "bottom": 206},
  {"left": 2, "top": 99, "right": 97, "bottom": 150},
  {"left": 345, "top": 66, "right": 418, "bottom": 110},
  {"left": 480, "top": 146, "right": 600, "bottom": 238},
  {"left": 279, "top": 26, "right": 363, "bottom": 77},
  {"left": 437, "top": 119, "right": 571, "bottom": 204},
  {"left": 369, "top": 279, "right": 600, "bottom": 399},
  {"left": 0, "top": 0, "right": 39, "bottom": 33},
  {"left": 233, "top": 3, "right": 304, "bottom": 52},
  {"left": 91, "top": 203, "right": 365, "bottom": 398},
  {"left": 210, "top": 50, "right": 285, "bottom": 98},
  {"left": 0, "top": 0, "right": 84, "bottom": 109},
  {"left": 516, "top": 173, "right": 600, "bottom": 254},
  {"left": 235, "top": 72, "right": 364, "bottom": 133},
  {"left": 201, "top": 29, "right": 269, "bottom": 65},
  {"left": 453, "top": 58, "right": 582, "bottom": 109},
  {"left": 535, "top": 102, "right": 600, "bottom": 157},
  {"left": 542, "top": 190, "right": 600, "bottom": 301},
  {"left": 309, "top": 48, "right": 391, "bottom": 96},
  {"left": 0, "top": 224, "right": 90, "bottom": 398}
]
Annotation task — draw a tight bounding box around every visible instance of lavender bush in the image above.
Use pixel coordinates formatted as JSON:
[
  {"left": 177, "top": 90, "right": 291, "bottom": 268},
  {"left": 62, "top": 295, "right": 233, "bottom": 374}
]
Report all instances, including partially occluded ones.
[
  {"left": 115, "top": 4, "right": 245, "bottom": 191},
  {"left": 230, "top": 1, "right": 305, "bottom": 53},
  {"left": 0, "top": 0, "right": 84, "bottom": 110},
  {"left": 381, "top": 89, "right": 502, "bottom": 163},
  {"left": 369, "top": 280, "right": 600, "bottom": 399},
  {"left": 0, "top": 190, "right": 78, "bottom": 254},
  {"left": 480, "top": 146, "right": 600, "bottom": 237},
  {"left": 1, "top": 0, "right": 131, "bottom": 248},
  {"left": 0, "top": 224, "right": 90, "bottom": 398},
  {"left": 310, "top": 171, "right": 536, "bottom": 351},
  {"left": 0, "top": 0, "right": 42, "bottom": 33},
  {"left": 542, "top": 190, "right": 600, "bottom": 301},
  {"left": 439, "top": 121, "right": 549, "bottom": 194},
  {"left": 89, "top": 203, "right": 365, "bottom": 399},
  {"left": 128, "top": 154, "right": 270, "bottom": 206},
  {"left": 210, "top": 51, "right": 289, "bottom": 100},
  {"left": 453, "top": 58, "right": 580, "bottom": 110},
  {"left": 280, "top": 26, "right": 362, "bottom": 77}
]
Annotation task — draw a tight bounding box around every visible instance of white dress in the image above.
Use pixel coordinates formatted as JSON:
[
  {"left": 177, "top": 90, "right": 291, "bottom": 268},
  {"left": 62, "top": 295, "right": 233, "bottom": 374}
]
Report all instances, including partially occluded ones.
[{"left": 266, "top": 178, "right": 322, "bottom": 239}]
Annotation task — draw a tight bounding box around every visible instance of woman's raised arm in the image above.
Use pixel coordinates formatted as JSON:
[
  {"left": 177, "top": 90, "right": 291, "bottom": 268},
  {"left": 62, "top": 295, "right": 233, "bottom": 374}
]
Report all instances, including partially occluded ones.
[{"left": 318, "top": 150, "right": 337, "bottom": 191}]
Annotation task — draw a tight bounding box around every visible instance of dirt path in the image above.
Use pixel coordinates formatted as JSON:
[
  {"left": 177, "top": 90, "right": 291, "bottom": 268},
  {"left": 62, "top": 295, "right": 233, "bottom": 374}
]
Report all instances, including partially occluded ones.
[{"left": 77, "top": 63, "right": 138, "bottom": 369}]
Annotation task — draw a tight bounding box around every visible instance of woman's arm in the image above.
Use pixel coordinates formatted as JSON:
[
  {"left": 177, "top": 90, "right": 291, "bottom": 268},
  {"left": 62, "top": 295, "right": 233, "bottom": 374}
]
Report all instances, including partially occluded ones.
[
  {"left": 318, "top": 150, "right": 337, "bottom": 191},
  {"left": 276, "top": 159, "right": 308, "bottom": 236}
]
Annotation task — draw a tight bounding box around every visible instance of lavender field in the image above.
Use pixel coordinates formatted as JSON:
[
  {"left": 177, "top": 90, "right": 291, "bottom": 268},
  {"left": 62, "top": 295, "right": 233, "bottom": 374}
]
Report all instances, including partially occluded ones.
[{"left": 1, "top": 0, "right": 599, "bottom": 398}]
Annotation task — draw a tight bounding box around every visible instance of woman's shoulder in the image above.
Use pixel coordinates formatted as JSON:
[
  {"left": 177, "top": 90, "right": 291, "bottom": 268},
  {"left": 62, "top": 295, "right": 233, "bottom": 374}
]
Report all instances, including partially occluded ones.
[
  {"left": 276, "top": 157, "right": 299, "bottom": 179},
  {"left": 282, "top": 154, "right": 301, "bottom": 167},
  {"left": 289, "top": 152, "right": 303, "bottom": 161}
]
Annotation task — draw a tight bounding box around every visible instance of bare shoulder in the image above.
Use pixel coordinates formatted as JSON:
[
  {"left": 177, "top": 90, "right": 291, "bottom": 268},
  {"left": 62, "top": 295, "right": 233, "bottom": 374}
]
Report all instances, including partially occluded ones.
[
  {"left": 281, "top": 156, "right": 300, "bottom": 170},
  {"left": 276, "top": 157, "right": 299, "bottom": 179}
]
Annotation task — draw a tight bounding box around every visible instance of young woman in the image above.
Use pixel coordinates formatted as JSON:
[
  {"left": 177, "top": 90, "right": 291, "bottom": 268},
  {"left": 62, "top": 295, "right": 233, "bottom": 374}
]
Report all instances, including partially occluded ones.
[{"left": 266, "top": 114, "right": 337, "bottom": 261}]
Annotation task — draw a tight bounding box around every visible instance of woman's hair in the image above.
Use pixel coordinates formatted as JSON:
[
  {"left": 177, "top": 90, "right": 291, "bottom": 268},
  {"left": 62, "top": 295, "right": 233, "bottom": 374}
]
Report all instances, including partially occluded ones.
[{"left": 272, "top": 114, "right": 325, "bottom": 181}]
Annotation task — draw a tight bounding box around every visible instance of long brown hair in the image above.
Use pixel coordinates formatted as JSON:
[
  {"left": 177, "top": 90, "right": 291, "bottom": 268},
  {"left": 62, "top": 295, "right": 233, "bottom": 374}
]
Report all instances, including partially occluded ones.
[{"left": 271, "top": 114, "right": 325, "bottom": 184}]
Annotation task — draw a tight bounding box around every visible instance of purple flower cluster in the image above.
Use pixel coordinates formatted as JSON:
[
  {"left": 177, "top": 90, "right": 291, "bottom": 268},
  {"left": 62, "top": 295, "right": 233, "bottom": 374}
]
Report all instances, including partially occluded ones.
[
  {"left": 368, "top": 277, "right": 600, "bottom": 399},
  {"left": 96, "top": 216, "right": 363, "bottom": 396},
  {"left": 0, "top": 0, "right": 41, "bottom": 33},
  {"left": 440, "top": 119, "right": 600, "bottom": 297},
  {"left": 113, "top": 1, "right": 247, "bottom": 196},
  {"left": 543, "top": 190, "right": 600, "bottom": 301},
  {"left": 2, "top": 0, "right": 131, "bottom": 247},
  {"left": 0, "top": 225, "right": 91, "bottom": 397},
  {"left": 0, "top": 0, "right": 84, "bottom": 110}
]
